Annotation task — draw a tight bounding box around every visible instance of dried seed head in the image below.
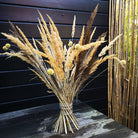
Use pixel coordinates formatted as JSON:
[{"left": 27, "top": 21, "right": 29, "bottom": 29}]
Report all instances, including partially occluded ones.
[
  {"left": 47, "top": 68, "right": 54, "bottom": 75},
  {"left": 2, "top": 46, "right": 8, "bottom": 51},
  {"left": 101, "top": 36, "right": 105, "bottom": 41},
  {"left": 5, "top": 43, "right": 11, "bottom": 48},
  {"left": 120, "top": 60, "right": 126, "bottom": 66},
  {"left": 68, "top": 40, "right": 73, "bottom": 47},
  {"left": 75, "top": 44, "right": 81, "bottom": 50}
]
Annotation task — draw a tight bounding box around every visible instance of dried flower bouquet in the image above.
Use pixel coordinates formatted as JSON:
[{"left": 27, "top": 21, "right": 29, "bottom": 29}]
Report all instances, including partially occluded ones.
[{"left": 0, "top": 5, "right": 122, "bottom": 134}]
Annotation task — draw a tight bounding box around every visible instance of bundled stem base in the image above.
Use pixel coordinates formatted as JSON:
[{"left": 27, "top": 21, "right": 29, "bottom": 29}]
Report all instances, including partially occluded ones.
[{"left": 54, "top": 102, "right": 79, "bottom": 134}]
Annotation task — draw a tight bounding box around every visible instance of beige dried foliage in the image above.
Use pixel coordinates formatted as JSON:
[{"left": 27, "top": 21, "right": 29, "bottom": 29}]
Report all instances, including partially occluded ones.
[
  {"left": 98, "top": 34, "right": 122, "bottom": 57},
  {"left": 16, "top": 26, "right": 34, "bottom": 50},
  {"left": 1, "top": 51, "right": 31, "bottom": 64},
  {"left": 72, "top": 15, "right": 76, "bottom": 38},
  {"left": 1, "top": 9, "right": 122, "bottom": 134},
  {"left": 90, "top": 27, "right": 96, "bottom": 41},
  {"left": 79, "top": 26, "right": 85, "bottom": 45},
  {"left": 30, "top": 68, "right": 51, "bottom": 89},
  {"left": 1, "top": 33, "right": 29, "bottom": 52},
  {"left": 84, "top": 42, "right": 101, "bottom": 68}
]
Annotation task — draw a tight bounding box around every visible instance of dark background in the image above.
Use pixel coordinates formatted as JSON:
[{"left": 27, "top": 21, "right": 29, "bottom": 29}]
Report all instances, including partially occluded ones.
[{"left": 0, "top": 0, "right": 109, "bottom": 115}]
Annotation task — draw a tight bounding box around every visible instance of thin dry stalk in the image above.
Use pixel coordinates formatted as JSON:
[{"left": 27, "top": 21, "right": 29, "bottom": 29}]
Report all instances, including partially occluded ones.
[
  {"left": 122, "top": 0, "right": 129, "bottom": 126},
  {"left": 128, "top": 0, "right": 136, "bottom": 129},
  {"left": 109, "top": 0, "right": 138, "bottom": 131},
  {"left": 108, "top": 0, "right": 115, "bottom": 118},
  {"left": 124, "top": 0, "right": 131, "bottom": 126},
  {"left": 136, "top": 0, "right": 138, "bottom": 131}
]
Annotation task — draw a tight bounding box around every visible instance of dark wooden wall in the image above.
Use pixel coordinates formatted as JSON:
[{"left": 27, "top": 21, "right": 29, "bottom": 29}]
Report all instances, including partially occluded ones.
[{"left": 0, "top": 0, "right": 109, "bottom": 114}]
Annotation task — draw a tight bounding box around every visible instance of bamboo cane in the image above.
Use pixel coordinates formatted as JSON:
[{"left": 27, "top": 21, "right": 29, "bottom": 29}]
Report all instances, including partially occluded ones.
[
  {"left": 124, "top": 0, "right": 131, "bottom": 126},
  {"left": 113, "top": 0, "right": 117, "bottom": 120},
  {"left": 128, "top": 0, "right": 136, "bottom": 129},
  {"left": 115, "top": 0, "right": 121, "bottom": 123},
  {"left": 122, "top": 0, "right": 128, "bottom": 125},
  {"left": 131, "top": 0, "right": 137, "bottom": 130},
  {"left": 108, "top": 0, "right": 112, "bottom": 118},
  {"left": 109, "top": 0, "right": 138, "bottom": 131},
  {"left": 136, "top": 0, "right": 138, "bottom": 131}
]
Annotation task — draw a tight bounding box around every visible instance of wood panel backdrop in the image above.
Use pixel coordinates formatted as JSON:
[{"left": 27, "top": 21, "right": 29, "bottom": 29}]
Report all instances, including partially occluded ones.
[{"left": 0, "top": 0, "right": 109, "bottom": 114}]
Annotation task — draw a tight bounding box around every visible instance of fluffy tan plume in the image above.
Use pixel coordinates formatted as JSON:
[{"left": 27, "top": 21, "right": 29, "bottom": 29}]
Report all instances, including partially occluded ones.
[
  {"left": 79, "top": 26, "right": 85, "bottom": 45},
  {"left": 72, "top": 15, "right": 76, "bottom": 39},
  {"left": 98, "top": 34, "right": 122, "bottom": 57},
  {"left": 83, "top": 4, "right": 99, "bottom": 44}
]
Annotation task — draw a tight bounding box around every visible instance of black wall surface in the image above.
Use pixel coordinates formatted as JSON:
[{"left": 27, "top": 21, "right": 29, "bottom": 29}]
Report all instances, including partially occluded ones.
[{"left": 0, "top": 0, "right": 109, "bottom": 114}]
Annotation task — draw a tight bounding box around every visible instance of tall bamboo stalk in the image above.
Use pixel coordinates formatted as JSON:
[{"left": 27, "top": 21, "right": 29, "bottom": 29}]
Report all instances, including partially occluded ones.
[
  {"left": 122, "top": 0, "right": 127, "bottom": 125},
  {"left": 128, "top": 0, "right": 136, "bottom": 129},
  {"left": 108, "top": 0, "right": 113, "bottom": 118},
  {"left": 136, "top": 0, "right": 138, "bottom": 131},
  {"left": 124, "top": 0, "right": 131, "bottom": 126},
  {"left": 113, "top": 1, "right": 117, "bottom": 120},
  {"left": 109, "top": 0, "right": 138, "bottom": 132}
]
